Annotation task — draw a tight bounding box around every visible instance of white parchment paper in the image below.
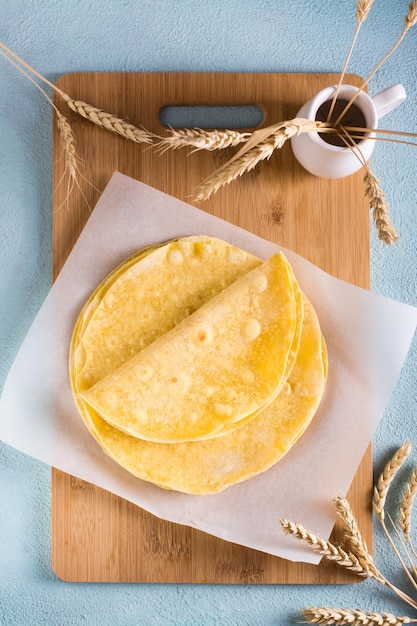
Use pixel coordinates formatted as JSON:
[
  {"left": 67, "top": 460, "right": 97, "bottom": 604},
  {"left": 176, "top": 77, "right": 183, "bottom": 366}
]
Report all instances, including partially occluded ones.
[{"left": 1, "top": 172, "right": 417, "bottom": 564}]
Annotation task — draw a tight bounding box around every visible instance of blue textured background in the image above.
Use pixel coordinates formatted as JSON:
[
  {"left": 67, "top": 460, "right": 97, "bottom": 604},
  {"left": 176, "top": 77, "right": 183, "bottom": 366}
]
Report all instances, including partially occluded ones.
[{"left": 1, "top": 1, "right": 417, "bottom": 624}]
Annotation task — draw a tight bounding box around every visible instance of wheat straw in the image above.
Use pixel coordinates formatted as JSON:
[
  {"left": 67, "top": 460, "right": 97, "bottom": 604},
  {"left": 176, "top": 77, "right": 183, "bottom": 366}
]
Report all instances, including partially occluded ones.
[
  {"left": 373, "top": 442, "right": 413, "bottom": 520},
  {"left": 280, "top": 512, "right": 417, "bottom": 611},
  {"left": 0, "top": 45, "right": 85, "bottom": 208},
  {"left": 63, "top": 96, "right": 153, "bottom": 144},
  {"left": 335, "top": 1, "right": 417, "bottom": 126},
  {"left": 333, "top": 496, "right": 378, "bottom": 576},
  {"left": 326, "top": 0, "right": 375, "bottom": 122},
  {"left": 279, "top": 519, "right": 379, "bottom": 579},
  {"left": 56, "top": 112, "right": 78, "bottom": 181},
  {"left": 301, "top": 607, "right": 417, "bottom": 625},
  {"left": 363, "top": 169, "right": 398, "bottom": 245},
  {"left": 0, "top": 41, "right": 153, "bottom": 146},
  {"left": 331, "top": 128, "right": 398, "bottom": 244},
  {"left": 195, "top": 119, "right": 321, "bottom": 201},
  {"left": 399, "top": 466, "right": 417, "bottom": 559},
  {"left": 158, "top": 128, "right": 250, "bottom": 152}
]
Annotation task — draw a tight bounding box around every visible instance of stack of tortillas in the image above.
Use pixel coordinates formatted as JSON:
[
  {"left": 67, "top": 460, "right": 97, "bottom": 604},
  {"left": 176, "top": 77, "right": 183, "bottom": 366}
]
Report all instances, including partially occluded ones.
[{"left": 69, "top": 236, "right": 327, "bottom": 494}]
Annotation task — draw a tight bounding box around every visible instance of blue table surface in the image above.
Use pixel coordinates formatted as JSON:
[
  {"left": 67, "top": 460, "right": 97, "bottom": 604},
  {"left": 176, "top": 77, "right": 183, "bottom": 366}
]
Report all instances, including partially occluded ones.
[{"left": 1, "top": 1, "right": 417, "bottom": 624}]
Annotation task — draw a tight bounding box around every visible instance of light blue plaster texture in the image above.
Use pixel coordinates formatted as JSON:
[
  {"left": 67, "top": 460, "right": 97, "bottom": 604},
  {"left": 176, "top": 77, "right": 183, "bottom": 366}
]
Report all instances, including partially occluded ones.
[{"left": 0, "top": 1, "right": 417, "bottom": 624}]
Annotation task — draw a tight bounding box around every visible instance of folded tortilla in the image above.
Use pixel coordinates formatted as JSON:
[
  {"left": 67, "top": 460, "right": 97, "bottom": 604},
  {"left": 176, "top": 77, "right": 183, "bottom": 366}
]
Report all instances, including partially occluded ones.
[
  {"left": 74, "top": 236, "right": 262, "bottom": 391},
  {"left": 80, "top": 251, "right": 301, "bottom": 442},
  {"left": 69, "top": 236, "right": 326, "bottom": 493},
  {"left": 71, "top": 297, "right": 326, "bottom": 494}
]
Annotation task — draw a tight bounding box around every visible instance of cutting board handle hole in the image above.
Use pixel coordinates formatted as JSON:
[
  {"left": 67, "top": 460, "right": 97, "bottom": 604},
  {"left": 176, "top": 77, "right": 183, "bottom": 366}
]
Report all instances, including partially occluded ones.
[{"left": 159, "top": 105, "right": 264, "bottom": 129}]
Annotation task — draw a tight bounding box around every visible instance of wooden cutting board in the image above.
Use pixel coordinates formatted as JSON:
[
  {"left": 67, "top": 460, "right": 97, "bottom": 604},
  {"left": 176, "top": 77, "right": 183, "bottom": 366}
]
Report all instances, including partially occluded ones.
[{"left": 51, "top": 72, "right": 371, "bottom": 583}]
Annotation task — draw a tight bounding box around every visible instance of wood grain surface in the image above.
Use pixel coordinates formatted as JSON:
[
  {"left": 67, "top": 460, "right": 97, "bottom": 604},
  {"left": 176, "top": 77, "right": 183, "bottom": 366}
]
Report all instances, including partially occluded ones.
[{"left": 51, "top": 72, "right": 372, "bottom": 583}]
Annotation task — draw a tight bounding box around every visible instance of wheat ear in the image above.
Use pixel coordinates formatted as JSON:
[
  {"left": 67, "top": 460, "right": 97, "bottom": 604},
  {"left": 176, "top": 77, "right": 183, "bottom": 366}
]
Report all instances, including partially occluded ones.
[
  {"left": 334, "top": 128, "right": 398, "bottom": 244},
  {"left": 279, "top": 518, "right": 381, "bottom": 579},
  {"left": 333, "top": 496, "right": 377, "bottom": 576},
  {"left": 372, "top": 442, "right": 417, "bottom": 594},
  {"left": 62, "top": 96, "right": 152, "bottom": 144},
  {"left": 334, "top": 1, "right": 417, "bottom": 126},
  {"left": 373, "top": 442, "right": 413, "bottom": 520},
  {"left": 280, "top": 512, "right": 417, "bottom": 610},
  {"left": 0, "top": 41, "right": 153, "bottom": 145},
  {"left": 363, "top": 168, "right": 398, "bottom": 245},
  {"left": 195, "top": 118, "right": 322, "bottom": 201},
  {"left": 399, "top": 466, "right": 417, "bottom": 560},
  {"left": 301, "top": 607, "right": 417, "bottom": 625},
  {"left": 0, "top": 45, "right": 84, "bottom": 199},
  {"left": 158, "top": 128, "right": 250, "bottom": 152},
  {"left": 326, "top": 0, "right": 375, "bottom": 122}
]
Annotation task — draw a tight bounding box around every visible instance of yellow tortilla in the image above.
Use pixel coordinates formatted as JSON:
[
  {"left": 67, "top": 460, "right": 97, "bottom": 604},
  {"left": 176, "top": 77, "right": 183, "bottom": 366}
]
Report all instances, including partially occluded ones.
[
  {"left": 80, "top": 252, "right": 301, "bottom": 443},
  {"left": 71, "top": 296, "right": 326, "bottom": 494},
  {"left": 69, "top": 236, "right": 327, "bottom": 493},
  {"left": 74, "top": 236, "right": 262, "bottom": 391}
]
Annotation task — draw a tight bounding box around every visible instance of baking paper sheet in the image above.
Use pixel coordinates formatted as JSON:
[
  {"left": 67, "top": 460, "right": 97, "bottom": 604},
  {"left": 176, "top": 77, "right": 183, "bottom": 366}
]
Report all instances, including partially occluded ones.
[{"left": 1, "top": 172, "right": 417, "bottom": 564}]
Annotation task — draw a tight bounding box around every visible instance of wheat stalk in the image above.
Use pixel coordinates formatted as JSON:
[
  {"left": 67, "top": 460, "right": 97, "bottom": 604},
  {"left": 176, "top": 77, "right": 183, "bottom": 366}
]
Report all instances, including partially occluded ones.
[
  {"left": 0, "top": 41, "right": 153, "bottom": 145},
  {"left": 363, "top": 168, "right": 398, "bottom": 245},
  {"left": 279, "top": 518, "right": 381, "bottom": 579},
  {"left": 399, "top": 466, "right": 417, "bottom": 559},
  {"left": 281, "top": 492, "right": 417, "bottom": 611},
  {"left": 195, "top": 118, "right": 322, "bottom": 201},
  {"left": 333, "top": 128, "right": 398, "bottom": 245},
  {"left": 371, "top": 442, "right": 417, "bottom": 594},
  {"left": 158, "top": 128, "right": 250, "bottom": 152},
  {"left": 0, "top": 40, "right": 154, "bottom": 211},
  {"left": 56, "top": 112, "right": 78, "bottom": 181},
  {"left": 62, "top": 96, "right": 153, "bottom": 144},
  {"left": 374, "top": 442, "right": 413, "bottom": 520},
  {"left": 326, "top": 0, "right": 375, "bottom": 122},
  {"left": 333, "top": 496, "right": 377, "bottom": 575},
  {"left": 334, "top": 1, "right": 417, "bottom": 126},
  {"left": 0, "top": 45, "right": 90, "bottom": 211},
  {"left": 300, "top": 607, "right": 417, "bottom": 625},
  {"left": 356, "top": 0, "right": 375, "bottom": 22}
]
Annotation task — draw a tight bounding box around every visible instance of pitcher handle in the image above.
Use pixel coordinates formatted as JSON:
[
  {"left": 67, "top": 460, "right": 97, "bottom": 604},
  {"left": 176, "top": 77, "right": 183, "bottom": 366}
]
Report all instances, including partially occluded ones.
[{"left": 372, "top": 83, "right": 407, "bottom": 119}]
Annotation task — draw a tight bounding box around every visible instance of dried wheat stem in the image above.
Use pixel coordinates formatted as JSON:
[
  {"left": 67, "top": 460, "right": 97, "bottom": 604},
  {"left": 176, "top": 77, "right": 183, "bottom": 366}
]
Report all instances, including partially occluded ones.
[
  {"left": 334, "top": 128, "right": 398, "bottom": 245},
  {"left": 279, "top": 518, "right": 381, "bottom": 580},
  {"left": 0, "top": 41, "right": 153, "bottom": 145},
  {"left": 195, "top": 119, "right": 320, "bottom": 201},
  {"left": 280, "top": 516, "right": 417, "bottom": 611},
  {"left": 301, "top": 607, "right": 417, "bottom": 625},
  {"left": 335, "top": 1, "right": 417, "bottom": 126},
  {"left": 56, "top": 112, "right": 78, "bottom": 181},
  {"left": 158, "top": 128, "right": 250, "bottom": 152},
  {"left": 381, "top": 510, "right": 417, "bottom": 594},
  {"left": 373, "top": 442, "right": 413, "bottom": 520},
  {"left": 195, "top": 136, "right": 278, "bottom": 201},
  {"left": 363, "top": 168, "right": 398, "bottom": 245},
  {"left": 0, "top": 45, "right": 81, "bottom": 191},
  {"left": 399, "top": 466, "right": 417, "bottom": 559},
  {"left": 333, "top": 496, "right": 377, "bottom": 575},
  {"left": 387, "top": 512, "right": 417, "bottom": 583},
  {"left": 326, "top": 0, "right": 375, "bottom": 122},
  {"left": 399, "top": 467, "right": 417, "bottom": 539},
  {"left": 62, "top": 96, "right": 153, "bottom": 144},
  {"left": 344, "top": 134, "right": 417, "bottom": 149}
]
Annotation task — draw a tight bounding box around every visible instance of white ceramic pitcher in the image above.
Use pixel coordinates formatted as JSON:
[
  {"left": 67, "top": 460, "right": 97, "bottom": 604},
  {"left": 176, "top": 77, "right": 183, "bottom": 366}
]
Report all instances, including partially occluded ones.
[{"left": 290, "top": 83, "right": 406, "bottom": 178}]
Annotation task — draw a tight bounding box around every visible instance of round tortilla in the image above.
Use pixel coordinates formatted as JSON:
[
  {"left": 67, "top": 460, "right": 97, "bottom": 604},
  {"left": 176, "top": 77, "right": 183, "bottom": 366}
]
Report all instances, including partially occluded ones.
[
  {"left": 80, "top": 251, "right": 302, "bottom": 442},
  {"left": 71, "top": 296, "right": 326, "bottom": 494},
  {"left": 69, "top": 236, "right": 326, "bottom": 493}
]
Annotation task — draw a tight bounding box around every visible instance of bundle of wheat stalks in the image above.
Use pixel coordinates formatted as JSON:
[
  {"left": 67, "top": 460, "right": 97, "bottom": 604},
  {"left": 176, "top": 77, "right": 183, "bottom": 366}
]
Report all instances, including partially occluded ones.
[
  {"left": 281, "top": 441, "right": 417, "bottom": 625},
  {"left": 163, "top": 0, "right": 417, "bottom": 246},
  {"left": 1, "top": 0, "right": 417, "bottom": 244}
]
